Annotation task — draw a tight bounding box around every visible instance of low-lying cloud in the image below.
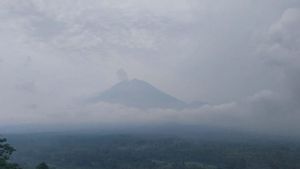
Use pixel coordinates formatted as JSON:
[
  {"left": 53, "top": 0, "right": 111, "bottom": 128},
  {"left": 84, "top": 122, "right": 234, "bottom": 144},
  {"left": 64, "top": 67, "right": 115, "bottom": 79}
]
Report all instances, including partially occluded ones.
[{"left": 0, "top": 1, "right": 300, "bottom": 136}]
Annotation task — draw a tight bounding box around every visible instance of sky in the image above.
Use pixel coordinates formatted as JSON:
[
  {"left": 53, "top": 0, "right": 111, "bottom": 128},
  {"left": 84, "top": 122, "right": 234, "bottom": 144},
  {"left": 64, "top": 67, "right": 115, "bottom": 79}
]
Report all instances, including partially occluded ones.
[{"left": 0, "top": 0, "right": 300, "bottom": 136}]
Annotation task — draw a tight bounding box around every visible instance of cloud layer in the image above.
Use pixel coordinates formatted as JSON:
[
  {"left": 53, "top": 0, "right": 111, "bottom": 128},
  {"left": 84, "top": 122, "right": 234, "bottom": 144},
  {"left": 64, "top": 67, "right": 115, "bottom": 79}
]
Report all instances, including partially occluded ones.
[{"left": 0, "top": 0, "right": 300, "bottom": 136}]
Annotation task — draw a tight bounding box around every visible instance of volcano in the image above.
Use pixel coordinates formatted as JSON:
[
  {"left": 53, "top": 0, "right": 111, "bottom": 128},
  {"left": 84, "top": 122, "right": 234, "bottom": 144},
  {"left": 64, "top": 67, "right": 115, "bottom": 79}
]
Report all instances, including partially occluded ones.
[{"left": 89, "top": 79, "right": 186, "bottom": 109}]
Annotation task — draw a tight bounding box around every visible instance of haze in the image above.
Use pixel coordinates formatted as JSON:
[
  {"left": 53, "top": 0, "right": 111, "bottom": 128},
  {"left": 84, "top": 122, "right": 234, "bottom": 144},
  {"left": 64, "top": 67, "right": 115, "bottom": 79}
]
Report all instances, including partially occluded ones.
[{"left": 0, "top": 0, "right": 300, "bottom": 136}]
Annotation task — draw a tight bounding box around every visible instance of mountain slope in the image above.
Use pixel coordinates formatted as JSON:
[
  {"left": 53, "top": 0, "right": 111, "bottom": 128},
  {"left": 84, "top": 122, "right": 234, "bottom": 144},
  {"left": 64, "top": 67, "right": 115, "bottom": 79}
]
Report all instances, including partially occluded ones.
[{"left": 89, "top": 79, "right": 186, "bottom": 109}]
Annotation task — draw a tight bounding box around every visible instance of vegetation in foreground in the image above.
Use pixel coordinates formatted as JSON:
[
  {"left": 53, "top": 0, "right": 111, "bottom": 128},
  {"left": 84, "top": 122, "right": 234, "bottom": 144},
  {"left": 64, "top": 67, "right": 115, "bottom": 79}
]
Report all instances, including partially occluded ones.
[
  {"left": 0, "top": 137, "right": 49, "bottom": 169},
  {"left": 3, "top": 133, "right": 300, "bottom": 169}
]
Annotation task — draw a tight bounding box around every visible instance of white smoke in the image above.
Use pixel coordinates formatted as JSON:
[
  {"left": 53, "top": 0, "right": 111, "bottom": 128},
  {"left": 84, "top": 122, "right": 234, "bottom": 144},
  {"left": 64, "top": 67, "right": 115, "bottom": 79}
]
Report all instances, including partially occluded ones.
[{"left": 116, "top": 69, "right": 129, "bottom": 82}]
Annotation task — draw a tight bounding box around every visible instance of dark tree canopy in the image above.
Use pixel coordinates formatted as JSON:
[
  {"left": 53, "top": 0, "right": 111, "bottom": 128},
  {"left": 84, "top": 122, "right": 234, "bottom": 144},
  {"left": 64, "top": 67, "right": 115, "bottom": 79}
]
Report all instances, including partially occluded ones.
[
  {"left": 0, "top": 137, "right": 21, "bottom": 169},
  {"left": 36, "top": 162, "right": 49, "bottom": 169}
]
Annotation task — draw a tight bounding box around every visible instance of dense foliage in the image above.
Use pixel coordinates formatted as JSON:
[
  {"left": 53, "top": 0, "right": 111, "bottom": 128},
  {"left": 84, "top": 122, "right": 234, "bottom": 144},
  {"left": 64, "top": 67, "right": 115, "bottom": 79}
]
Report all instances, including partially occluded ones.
[
  {"left": 7, "top": 134, "right": 300, "bottom": 169},
  {"left": 0, "top": 137, "right": 21, "bottom": 169},
  {"left": 1, "top": 137, "right": 50, "bottom": 169},
  {"left": 35, "top": 162, "right": 49, "bottom": 169}
]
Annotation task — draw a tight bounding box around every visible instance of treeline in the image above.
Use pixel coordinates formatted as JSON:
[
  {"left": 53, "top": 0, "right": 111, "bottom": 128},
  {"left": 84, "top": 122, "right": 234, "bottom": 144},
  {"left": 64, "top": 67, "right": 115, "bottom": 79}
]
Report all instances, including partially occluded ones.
[
  {"left": 0, "top": 137, "right": 49, "bottom": 169},
  {"left": 7, "top": 134, "right": 300, "bottom": 169}
]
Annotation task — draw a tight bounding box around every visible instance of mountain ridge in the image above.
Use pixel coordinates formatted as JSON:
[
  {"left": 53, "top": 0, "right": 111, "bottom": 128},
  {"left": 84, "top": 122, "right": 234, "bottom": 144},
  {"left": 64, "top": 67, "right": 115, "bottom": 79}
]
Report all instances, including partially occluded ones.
[{"left": 88, "top": 79, "right": 186, "bottom": 109}]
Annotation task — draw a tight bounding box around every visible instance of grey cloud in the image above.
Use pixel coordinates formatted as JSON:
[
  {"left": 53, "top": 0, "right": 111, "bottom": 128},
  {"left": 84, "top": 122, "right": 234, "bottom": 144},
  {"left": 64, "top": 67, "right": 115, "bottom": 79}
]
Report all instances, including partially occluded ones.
[
  {"left": 15, "top": 81, "right": 36, "bottom": 93},
  {"left": 263, "top": 8, "right": 300, "bottom": 105},
  {"left": 0, "top": 0, "right": 300, "bottom": 136}
]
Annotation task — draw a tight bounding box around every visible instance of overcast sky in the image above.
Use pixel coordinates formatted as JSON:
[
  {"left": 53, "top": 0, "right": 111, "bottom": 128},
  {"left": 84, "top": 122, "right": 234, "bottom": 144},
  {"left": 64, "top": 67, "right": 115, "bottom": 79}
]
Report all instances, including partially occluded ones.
[{"left": 0, "top": 0, "right": 300, "bottom": 135}]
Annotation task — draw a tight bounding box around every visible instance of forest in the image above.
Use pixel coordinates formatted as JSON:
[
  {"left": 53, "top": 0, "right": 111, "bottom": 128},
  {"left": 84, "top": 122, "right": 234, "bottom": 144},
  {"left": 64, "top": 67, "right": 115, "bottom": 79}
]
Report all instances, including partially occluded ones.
[{"left": 1, "top": 133, "right": 300, "bottom": 169}]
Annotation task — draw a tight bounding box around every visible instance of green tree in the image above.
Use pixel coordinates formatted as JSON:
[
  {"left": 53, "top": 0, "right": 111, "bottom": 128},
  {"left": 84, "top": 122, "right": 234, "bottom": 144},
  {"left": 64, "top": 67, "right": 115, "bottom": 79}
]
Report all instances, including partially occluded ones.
[
  {"left": 0, "top": 137, "right": 21, "bottom": 169},
  {"left": 36, "top": 162, "right": 49, "bottom": 169}
]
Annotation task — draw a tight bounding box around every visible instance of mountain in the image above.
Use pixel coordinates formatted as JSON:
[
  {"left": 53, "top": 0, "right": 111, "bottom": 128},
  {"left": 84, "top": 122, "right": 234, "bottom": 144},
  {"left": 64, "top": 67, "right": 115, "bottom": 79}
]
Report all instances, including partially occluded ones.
[
  {"left": 89, "top": 79, "right": 186, "bottom": 109},
  {"left": 187, "top": 101, "right": 206, "bottom": 108}
]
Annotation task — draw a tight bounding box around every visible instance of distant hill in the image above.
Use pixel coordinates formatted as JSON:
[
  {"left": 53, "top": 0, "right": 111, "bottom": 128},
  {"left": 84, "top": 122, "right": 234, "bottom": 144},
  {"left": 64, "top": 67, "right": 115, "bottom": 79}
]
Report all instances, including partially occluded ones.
[{"left": 88, "top": 79, "right": 186, "bottom": 109}]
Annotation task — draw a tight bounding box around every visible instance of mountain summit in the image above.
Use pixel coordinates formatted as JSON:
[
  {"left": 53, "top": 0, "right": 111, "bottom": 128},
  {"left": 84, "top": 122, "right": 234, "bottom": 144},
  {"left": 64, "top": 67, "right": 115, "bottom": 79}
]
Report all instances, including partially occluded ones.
[{"left": 89, "top": 79, "right": 186, "bottom": 109}]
